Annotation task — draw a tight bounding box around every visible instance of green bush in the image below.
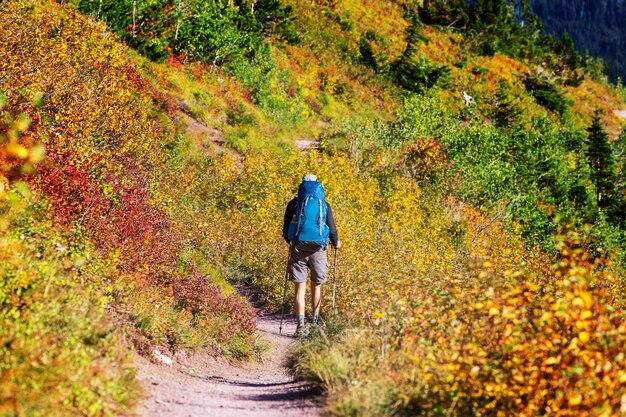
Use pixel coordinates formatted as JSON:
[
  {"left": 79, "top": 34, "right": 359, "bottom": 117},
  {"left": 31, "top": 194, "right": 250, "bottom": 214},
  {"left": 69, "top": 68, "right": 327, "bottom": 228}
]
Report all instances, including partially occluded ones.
[
  {"left": 227, "top": 44, "right": 308, "bottom": 125},
  {"left": 177, "top": 1, "right": 252, "bottom": 65},
  {"left": 74, "top": 0, "right": 298, "bottom": 64},
  {"left": 0, "top": 193, "right": 137, "bottom": 417}
]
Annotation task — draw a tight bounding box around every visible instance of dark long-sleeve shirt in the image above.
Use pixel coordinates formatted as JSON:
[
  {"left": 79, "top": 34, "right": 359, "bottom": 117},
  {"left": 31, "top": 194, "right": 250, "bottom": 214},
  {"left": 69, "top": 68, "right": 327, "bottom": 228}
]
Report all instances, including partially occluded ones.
[{"left": 282, "top": 198, "right": 338, "bottom": 246}]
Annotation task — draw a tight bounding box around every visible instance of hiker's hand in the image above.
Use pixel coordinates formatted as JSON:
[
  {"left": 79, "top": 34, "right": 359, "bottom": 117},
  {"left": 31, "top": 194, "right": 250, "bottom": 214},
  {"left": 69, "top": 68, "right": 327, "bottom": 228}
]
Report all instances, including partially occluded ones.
[{"left": 334, "top": 240, "right": 342, "bottom": 249}]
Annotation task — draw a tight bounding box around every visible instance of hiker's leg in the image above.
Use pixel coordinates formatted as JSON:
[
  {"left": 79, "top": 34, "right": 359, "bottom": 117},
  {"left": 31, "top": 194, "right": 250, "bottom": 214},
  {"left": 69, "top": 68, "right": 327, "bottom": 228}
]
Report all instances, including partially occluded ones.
[
  {"left": 293, "top": 281, "right": 309, "bottom": 336},
  {"left": 294, "top": 282, "right": 307, "bottom": 319},
  {"left": 311, "top": 281, "right": 322, "bottom": 323},
  {"left": 289, "top": 247, "right": 308, "bottom": 327},
  {"left": 309, "top": 249, "right": 328, "bottom": 324}
]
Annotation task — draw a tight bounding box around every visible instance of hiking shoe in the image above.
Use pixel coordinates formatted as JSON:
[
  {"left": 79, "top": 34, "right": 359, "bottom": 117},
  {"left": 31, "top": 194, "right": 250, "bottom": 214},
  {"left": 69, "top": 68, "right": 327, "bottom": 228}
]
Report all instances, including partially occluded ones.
[{"left": 294, "top": 323, "right": 309, "bottom": 338}]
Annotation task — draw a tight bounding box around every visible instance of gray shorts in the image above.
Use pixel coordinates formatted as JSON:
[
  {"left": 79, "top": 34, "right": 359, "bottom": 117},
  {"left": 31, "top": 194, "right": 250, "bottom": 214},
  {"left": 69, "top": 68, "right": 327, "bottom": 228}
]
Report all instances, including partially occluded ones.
[{"left": 288, "top": 246, "right": 328, "bottom": 284}]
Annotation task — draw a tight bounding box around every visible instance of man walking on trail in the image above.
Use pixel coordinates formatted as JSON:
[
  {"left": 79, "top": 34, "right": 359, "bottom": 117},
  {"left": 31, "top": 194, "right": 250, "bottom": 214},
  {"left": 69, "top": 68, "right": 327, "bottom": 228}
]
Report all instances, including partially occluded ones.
[{"left": 283, "top": 174, "right": 340, "bottom": 337}]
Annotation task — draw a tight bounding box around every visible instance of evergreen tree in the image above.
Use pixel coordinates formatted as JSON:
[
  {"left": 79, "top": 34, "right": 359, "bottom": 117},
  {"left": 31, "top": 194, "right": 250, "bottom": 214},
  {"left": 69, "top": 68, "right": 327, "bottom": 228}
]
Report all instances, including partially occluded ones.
[
  {"left": 612, "top": 128, "right": 626, "bottom": 225},
  {"left": 559, "top": 31, "right": 579, "bottom": 69},
  {"left": 491, "top": 83, "right": 521, "bottom": 128},
  {"left": 616, "top": 129, "right": 626, "bottom": 181},
  {"left": 474, "top": 0, "right": 510, "bottom": 27},
  {"left": 392, "top": 20, "right": 450, "bottom": 93},
  {"left": 518, "top": 0, "right": 543, "bottom": 33},
  {"left": 469, "top": 0, "right": 528, "bottom": 57},
  {"left": 417, "top": 0, "right": 469, "bottom": 27},
  {"left": 585, "top": 113, "right": 617, "bottom": 210}
]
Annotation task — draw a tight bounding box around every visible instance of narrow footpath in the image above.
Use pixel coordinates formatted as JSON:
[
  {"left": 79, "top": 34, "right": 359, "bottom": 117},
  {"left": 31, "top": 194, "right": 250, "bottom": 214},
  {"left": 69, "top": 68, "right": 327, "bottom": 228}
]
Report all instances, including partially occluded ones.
[{"left": 135, "top": 314, "right": 321, "bottom": 417}]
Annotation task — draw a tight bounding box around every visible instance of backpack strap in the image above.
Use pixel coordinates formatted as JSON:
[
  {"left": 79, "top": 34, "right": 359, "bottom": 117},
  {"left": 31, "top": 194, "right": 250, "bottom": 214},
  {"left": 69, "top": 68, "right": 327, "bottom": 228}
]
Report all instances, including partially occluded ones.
[
  {"left": 318, "top": 199, "right": 323, "bottom": 237},
  {"left": 296, "top": 195, "right": 311, "bottom": 237}
]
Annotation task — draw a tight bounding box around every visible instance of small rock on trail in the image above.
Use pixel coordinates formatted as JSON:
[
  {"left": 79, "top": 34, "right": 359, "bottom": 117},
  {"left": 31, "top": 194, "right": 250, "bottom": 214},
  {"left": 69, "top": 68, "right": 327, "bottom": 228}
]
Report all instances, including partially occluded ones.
[{"left": 135, "top": 314, "right": 321, "bottom": 417}]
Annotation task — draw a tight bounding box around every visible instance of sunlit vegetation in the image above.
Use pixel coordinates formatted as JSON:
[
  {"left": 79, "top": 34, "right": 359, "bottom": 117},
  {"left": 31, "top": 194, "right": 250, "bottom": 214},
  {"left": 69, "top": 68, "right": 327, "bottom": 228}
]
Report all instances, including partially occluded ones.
[
  {"left": 1, "top": 2, "right": 256, "bottom": 415},
  {"left": 290, "top": 231, "right": 626, "bottom": 416},
  {"left": 2, "top": 0, "right": 626, "bottom": 415}
]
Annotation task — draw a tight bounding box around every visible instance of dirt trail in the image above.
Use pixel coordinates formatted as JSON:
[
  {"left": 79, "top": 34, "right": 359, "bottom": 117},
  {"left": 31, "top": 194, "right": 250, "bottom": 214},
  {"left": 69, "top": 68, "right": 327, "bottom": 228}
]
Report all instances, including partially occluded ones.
[
  {"left": 181, "top": 112, "right": 242, "bottom": 166},
  {"left": 295, "top": 139, "right": 320, "bottom": 151},
  {"left": 135, "top": 314, "right": 321, "bottom": 417}
]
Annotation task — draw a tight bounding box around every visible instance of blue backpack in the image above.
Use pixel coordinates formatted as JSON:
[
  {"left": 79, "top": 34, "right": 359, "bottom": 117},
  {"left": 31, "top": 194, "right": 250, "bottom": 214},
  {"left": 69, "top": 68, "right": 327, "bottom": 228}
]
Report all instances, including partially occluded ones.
[{"left": 287, "top": 180, "right": 330, "bottom": 252}]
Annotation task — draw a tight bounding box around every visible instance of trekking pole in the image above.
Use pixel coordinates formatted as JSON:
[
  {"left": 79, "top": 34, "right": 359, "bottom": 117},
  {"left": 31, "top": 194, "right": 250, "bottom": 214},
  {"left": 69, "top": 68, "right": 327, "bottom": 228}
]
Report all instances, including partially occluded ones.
[
  {"left": 279, "top": 249, "right": 290, "bottom": 334},
  {"left": 331, "top": 247, "right": 338, "bottom": 322}
]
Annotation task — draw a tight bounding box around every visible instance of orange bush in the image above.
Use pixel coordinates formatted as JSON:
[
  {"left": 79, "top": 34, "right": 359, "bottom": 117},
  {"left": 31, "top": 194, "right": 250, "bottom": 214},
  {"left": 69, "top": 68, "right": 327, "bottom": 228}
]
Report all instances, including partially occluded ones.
[{"left": 390, "top": 232, "right": 626, "bottom": 416}]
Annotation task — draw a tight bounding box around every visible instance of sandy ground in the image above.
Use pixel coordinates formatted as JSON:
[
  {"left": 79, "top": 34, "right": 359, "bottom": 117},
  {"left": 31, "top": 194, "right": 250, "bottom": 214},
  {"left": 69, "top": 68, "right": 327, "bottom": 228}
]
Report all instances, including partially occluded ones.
[
  {"left": 135, "top": 314, "right": 321, "bottom": 417},
  {"left": 295, "top": 139, "right": 320, "bottom": 150}
]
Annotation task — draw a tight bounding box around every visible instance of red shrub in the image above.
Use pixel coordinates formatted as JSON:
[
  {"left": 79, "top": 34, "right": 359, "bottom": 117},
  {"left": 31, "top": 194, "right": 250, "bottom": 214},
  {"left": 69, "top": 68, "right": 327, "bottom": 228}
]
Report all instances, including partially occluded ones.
[{"left": 33, "top": 149, "right": 179, "bottom": 282}]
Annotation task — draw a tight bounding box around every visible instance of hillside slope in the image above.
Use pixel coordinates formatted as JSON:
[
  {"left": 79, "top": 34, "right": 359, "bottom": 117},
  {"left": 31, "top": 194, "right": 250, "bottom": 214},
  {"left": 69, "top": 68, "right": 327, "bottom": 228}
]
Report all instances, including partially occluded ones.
[
  {"left": 1, "top": 2, "right": 257, "bottom": 415},
  {"left": 2, "top": 0, "right": 626, "bottom": 416}
]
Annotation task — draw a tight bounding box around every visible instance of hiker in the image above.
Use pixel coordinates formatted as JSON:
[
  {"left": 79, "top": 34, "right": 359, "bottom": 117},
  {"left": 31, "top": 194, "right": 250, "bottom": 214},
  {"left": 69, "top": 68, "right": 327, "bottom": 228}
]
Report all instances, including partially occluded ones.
[{"left": 282, "top": 174, "right": 340, "bottom": 337}]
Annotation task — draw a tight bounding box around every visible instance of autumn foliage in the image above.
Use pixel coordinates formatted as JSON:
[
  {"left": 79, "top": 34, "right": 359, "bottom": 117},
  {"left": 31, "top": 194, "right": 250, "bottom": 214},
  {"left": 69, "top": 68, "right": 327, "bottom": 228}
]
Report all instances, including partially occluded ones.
[
  {"left": 385, "top": 233, "right": 626, "bottom": 416},
  {"left": 2, "top": 0, "right": 626, "bottom": 416},
  {"left": 1, "top": 2, "right": 255, "bottom": 415}
]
